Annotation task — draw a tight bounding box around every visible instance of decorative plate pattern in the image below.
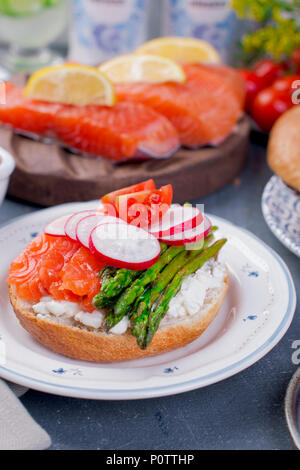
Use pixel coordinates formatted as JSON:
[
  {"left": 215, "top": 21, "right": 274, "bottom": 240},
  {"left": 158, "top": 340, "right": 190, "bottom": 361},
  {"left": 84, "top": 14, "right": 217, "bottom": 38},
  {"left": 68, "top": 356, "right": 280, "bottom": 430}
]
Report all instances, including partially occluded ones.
[
  {"left": 0, "top": 201, "right": 296, "bottom": 400},
  {"left": 262, "top": 175, "right": 300, "bottom": 257}
]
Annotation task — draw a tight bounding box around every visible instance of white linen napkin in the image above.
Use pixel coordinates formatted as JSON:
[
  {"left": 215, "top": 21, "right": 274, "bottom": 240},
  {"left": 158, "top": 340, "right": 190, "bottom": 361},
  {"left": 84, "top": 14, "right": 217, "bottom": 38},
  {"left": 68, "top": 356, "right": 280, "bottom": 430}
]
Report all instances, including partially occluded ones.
[{"left": 0, "top": 379, "right": 51, "bottom": 450}]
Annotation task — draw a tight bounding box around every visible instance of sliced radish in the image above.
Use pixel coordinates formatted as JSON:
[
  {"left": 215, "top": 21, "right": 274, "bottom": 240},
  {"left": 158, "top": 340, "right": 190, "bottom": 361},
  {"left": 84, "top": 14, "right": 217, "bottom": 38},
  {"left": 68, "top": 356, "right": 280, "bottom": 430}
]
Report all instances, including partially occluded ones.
[
  {"left": 149, "top": 205, "right": 203, "bottom": 238},
  {"left": 159, "top": 216, "right": 212, "bottom": 246},
  {"left": 45, "top": 214, "right": 73, "bottom": 237},
  {"left": 76, "top": 214, "right": 125, "bottom": 248},
  {"left": 89, "top": 222, "right": 161, "bottom": 270},
  {"left": 64, "top": 210, "right": 102, "bottom": 241}
]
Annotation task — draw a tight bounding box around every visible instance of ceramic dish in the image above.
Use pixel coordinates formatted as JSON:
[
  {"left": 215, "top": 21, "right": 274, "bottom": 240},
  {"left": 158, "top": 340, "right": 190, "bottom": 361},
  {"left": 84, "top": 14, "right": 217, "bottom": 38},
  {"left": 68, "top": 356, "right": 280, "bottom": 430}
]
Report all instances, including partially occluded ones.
[
  {"left": 285, "top": 367, "right": 300, "bottom": 449},
  {"left": 0, "top": 147, "right": 15, "bottom": 207},
  {"left": 0, "top": 202, "right": 296, "bottom": 399},
  {"left": 262, "top": 175, "right": 300, "bottom": 258}
]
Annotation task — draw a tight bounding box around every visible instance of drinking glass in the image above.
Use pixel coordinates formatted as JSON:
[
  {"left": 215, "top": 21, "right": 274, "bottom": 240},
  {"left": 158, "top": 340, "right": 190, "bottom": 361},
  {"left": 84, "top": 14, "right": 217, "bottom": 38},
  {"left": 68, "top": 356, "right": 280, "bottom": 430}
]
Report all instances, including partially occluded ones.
[{"left": 0, "top": 0, "right": 68, "bottom": 74}]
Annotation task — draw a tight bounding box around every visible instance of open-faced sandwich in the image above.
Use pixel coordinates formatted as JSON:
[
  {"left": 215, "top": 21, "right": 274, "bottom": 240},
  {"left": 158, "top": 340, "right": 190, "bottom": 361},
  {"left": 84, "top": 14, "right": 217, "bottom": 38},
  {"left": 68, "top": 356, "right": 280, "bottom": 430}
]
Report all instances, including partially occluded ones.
[{"left": 7, "top": 180, "right": 228, "bottom": 362}]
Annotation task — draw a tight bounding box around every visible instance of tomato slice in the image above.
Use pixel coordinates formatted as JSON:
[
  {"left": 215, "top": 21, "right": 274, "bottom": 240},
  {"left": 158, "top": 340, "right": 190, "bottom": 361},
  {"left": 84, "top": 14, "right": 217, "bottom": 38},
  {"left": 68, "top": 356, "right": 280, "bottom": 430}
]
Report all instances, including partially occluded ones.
[
  {"left": 101, "top": 179, "right": 156, "bottom": 206},
  {"left": 110, "top": 183, "right": 173, "bottom": 227},
  {"left": 116, "top": 190, "right": 152, "bottom": 206},
  {"left": 152, "top": 184, "right": 173, "bottom": 208},
  {"left": 132, "top": 184, "right": 173, "bottom": 227}
]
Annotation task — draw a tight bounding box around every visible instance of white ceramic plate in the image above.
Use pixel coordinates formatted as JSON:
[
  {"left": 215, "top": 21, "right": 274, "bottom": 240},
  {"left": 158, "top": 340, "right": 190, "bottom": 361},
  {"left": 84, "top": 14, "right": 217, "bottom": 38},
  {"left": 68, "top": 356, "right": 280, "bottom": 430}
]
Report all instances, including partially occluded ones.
[
  {"left": 0, "top": 201, "right": 296, "bottom": 400},
  {"left": 262, "top": 175, "right": 300, "bottom": 258}
]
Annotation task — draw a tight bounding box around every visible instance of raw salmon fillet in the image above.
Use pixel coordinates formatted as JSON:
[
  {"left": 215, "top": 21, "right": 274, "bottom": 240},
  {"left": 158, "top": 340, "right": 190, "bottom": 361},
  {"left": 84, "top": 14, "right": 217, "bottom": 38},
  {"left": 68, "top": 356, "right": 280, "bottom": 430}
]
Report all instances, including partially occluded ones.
[
  {"left": 0, "top": 83, "right": 179, "bottom": 161},
  {"left": 7, "top": 234, "right": 106, "bottom": 311},
  {"left": 183, "top": 64, "right": 245, "bottom": 110},
  {"left": 116, "top": 64, "right": 245, "bottom": 147}
]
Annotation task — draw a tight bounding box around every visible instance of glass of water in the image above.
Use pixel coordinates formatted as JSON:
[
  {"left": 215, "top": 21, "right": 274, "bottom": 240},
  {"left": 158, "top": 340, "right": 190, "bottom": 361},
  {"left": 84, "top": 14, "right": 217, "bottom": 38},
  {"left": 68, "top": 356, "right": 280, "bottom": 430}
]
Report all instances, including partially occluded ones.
[{"left": 0, "top": 0, "right": 68, "bottom": 74}]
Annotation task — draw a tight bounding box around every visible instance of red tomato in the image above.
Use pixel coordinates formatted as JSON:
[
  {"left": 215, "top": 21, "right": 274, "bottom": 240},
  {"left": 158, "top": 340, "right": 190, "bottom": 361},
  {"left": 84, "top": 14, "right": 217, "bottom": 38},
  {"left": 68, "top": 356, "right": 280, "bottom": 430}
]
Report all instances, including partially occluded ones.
[
  {"left": 272, "top": 75, "right": 300, "bottom": 96},
  {"left": 237, "top": 69, "right": 265, "bottom": 112},
  {"left": 146, "top": 184, "right": 173, "bottom": 226},
  {"left": 102, "top": 181, "right": 173, "bottom": 227},
  {"left": 251, "top": 87, "right": 292, "bottom": 132},
  {"left": 253, "top": 59, "right": 283, "bottom": 87},
  {"left": 145, "top": 184, "right": 173, "bottom": 212},
  {"left": 117, "top": 190, "right": 151, "bottom": 224},
  {"left": 291, "top": 47, "right": 300, "bottom": 72},
  {"left": 101, "top": 179, "right": 156, "bottom": 206}
]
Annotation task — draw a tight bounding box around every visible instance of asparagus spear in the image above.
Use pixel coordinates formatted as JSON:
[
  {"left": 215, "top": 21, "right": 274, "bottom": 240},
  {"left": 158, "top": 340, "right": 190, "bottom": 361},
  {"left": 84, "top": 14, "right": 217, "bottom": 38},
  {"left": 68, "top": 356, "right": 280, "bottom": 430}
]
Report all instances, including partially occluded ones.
[
  {"left": 98, "top": 266, "right": 117, "bottom": 282},
  {"left": 130, "top": 233, "right": 214, "bottom": 347},
  {"left": 94, "top": 268, "right": 142, "bottom": 308},
  {"left": 94, "top": 244, "right": 168, "bottom": 308},
  {"left": 143, "top": 238, "right": 227, "bottom": 349},
  {"left": 103, "top": 244, "right": 185, "bottom": 331},
  {"left": 131, "top": 288, "right": 152, "bottom": 346}
]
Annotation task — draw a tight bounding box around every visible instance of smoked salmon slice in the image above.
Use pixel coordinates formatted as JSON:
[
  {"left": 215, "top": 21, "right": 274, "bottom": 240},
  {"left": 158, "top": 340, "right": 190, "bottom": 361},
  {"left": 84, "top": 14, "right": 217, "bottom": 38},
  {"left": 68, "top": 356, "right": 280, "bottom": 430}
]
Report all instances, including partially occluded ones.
[
  {"left": 60, "top": 247, "right": 105, "bottom": 297},
  {"left": 116, "top": 64, "right": 245, "bottom": 148},
  {"left": 7, "top": 234, "right": 105, "bottom": 311},
  {"left": 0, "top": 83, "right": 179, "bottom": 161},
  {"left": 8, "top": 234, "right": 58, "bottom": 301},
  {"left": 61, "top": 246, "right": 106, "bottom": 312}
]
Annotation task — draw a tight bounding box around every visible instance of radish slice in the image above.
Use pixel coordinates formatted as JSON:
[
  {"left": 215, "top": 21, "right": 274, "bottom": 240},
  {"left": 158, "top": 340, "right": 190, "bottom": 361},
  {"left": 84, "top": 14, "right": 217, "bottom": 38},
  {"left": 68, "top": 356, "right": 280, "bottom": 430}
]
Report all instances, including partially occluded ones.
[
  {"left": 76, "top": 214, "right": 125, "bottom": 248},
  {"left": 64, "top": 210, "right": 102, "bottom": 241},
  {"left": 149, "top": 205, "right": 203, "bottom": 238},
  {"left": 159, "top": 216, "right": 212, "bottom": 246},
  {"left": 45, "top": 214, "right": 73, "bottom": 237},
  {"left": 89, "top": 222, "right": 161, "bottom": 270}
]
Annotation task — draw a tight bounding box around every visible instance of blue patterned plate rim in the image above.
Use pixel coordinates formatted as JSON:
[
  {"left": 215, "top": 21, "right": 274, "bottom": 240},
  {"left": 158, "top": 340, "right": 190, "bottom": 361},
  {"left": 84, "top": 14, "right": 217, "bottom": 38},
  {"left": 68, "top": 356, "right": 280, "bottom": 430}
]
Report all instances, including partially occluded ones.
[{"left": 262, "top": 175, "right": 300, "bottom": 258}]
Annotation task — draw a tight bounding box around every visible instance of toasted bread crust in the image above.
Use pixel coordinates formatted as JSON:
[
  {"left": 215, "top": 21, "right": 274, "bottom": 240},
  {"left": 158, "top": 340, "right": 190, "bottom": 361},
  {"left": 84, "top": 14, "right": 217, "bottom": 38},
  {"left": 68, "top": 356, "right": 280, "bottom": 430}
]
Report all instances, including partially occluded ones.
[{"left": 8, "top": 274, "right": 228, "bottom": 362}]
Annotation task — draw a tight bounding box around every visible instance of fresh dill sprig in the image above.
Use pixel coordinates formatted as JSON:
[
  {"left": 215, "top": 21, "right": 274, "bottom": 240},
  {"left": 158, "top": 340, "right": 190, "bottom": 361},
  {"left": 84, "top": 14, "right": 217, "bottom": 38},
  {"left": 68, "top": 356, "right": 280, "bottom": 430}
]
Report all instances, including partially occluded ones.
[{"left": 230, "top": 0, "right": 300, "bottom": 63}]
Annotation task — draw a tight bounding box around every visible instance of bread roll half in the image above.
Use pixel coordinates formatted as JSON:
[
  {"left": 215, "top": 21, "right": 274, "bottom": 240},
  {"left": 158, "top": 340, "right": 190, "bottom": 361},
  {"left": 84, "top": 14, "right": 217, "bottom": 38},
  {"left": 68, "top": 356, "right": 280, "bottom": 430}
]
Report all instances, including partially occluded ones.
[
  {"left": 8, "top": 262, "right": 228, "bottom": 363},
  {"left": 267, "top": 106, "right": 300, "bottom": 192}
]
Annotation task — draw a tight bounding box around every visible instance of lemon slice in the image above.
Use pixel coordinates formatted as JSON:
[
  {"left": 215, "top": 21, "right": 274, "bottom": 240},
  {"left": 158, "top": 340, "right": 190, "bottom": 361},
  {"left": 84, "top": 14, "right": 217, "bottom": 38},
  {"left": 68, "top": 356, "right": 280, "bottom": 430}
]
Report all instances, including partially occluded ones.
[
  {"left": 136, "top": 37, "right": 221, "bottom": 64},
  {"left": 99, "top": 54, "right": 186, "bottom": 84},
  {"left": 24, "top": 64, "right": 116, "bottom": 106}
]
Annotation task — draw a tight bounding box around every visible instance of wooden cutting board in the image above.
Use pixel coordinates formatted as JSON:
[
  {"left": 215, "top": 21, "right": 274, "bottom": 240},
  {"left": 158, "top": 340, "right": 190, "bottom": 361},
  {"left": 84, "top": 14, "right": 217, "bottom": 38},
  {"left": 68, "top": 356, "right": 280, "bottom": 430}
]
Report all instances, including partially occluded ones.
[{"left": 3, "top": 116, "right": 250, "bottom": 206}]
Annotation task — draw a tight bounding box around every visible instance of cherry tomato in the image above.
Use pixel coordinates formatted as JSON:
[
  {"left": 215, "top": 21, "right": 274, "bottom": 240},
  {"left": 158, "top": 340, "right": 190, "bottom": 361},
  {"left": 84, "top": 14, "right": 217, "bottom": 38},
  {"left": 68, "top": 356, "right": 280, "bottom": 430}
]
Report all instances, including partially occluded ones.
[
  {"left": 273, "top": 75, "right": 300, "bottom": 96},
  {"left": 251, "top": 87, "right": 292, "bottom": 132},
  {"left": 278, "top": 60, "right": 291, "bottom": 72},
  {"left": 253, "top": 59, "right": 283, "bottom": 87},
  {"left": 237, "top": 69, "right": 265, "bottom": 112},
  {"left": 291, "top": 47, "right": 300, "bottom": 72}
]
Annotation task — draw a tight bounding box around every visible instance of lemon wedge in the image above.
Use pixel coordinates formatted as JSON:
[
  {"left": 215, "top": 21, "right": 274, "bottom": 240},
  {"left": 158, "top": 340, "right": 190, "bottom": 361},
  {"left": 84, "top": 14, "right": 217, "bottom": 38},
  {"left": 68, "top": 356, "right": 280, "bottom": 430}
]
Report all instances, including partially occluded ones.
[
  {"left": 136, "top": 37, "right": 221, "bottom": 64},
  {"left": 99, "top": 54, "right": 186, "bottom": 84},
  {"left": 24, "top": 64, "right": 116, "bottom": 106}
]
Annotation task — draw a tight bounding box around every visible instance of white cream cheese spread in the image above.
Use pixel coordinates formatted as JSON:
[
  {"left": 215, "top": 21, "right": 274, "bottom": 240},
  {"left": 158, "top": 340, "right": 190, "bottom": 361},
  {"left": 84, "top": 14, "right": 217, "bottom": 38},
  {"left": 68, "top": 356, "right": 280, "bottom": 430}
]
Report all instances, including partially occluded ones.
[
  {"left": 32, "top": 259, "right": 226, "bottom": 333},
  {"left": 165, "top": 259, "right": 226, "bottom": 320},
  {"left": 33, "top": 299, "right": 105, "bottom": 330}
]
